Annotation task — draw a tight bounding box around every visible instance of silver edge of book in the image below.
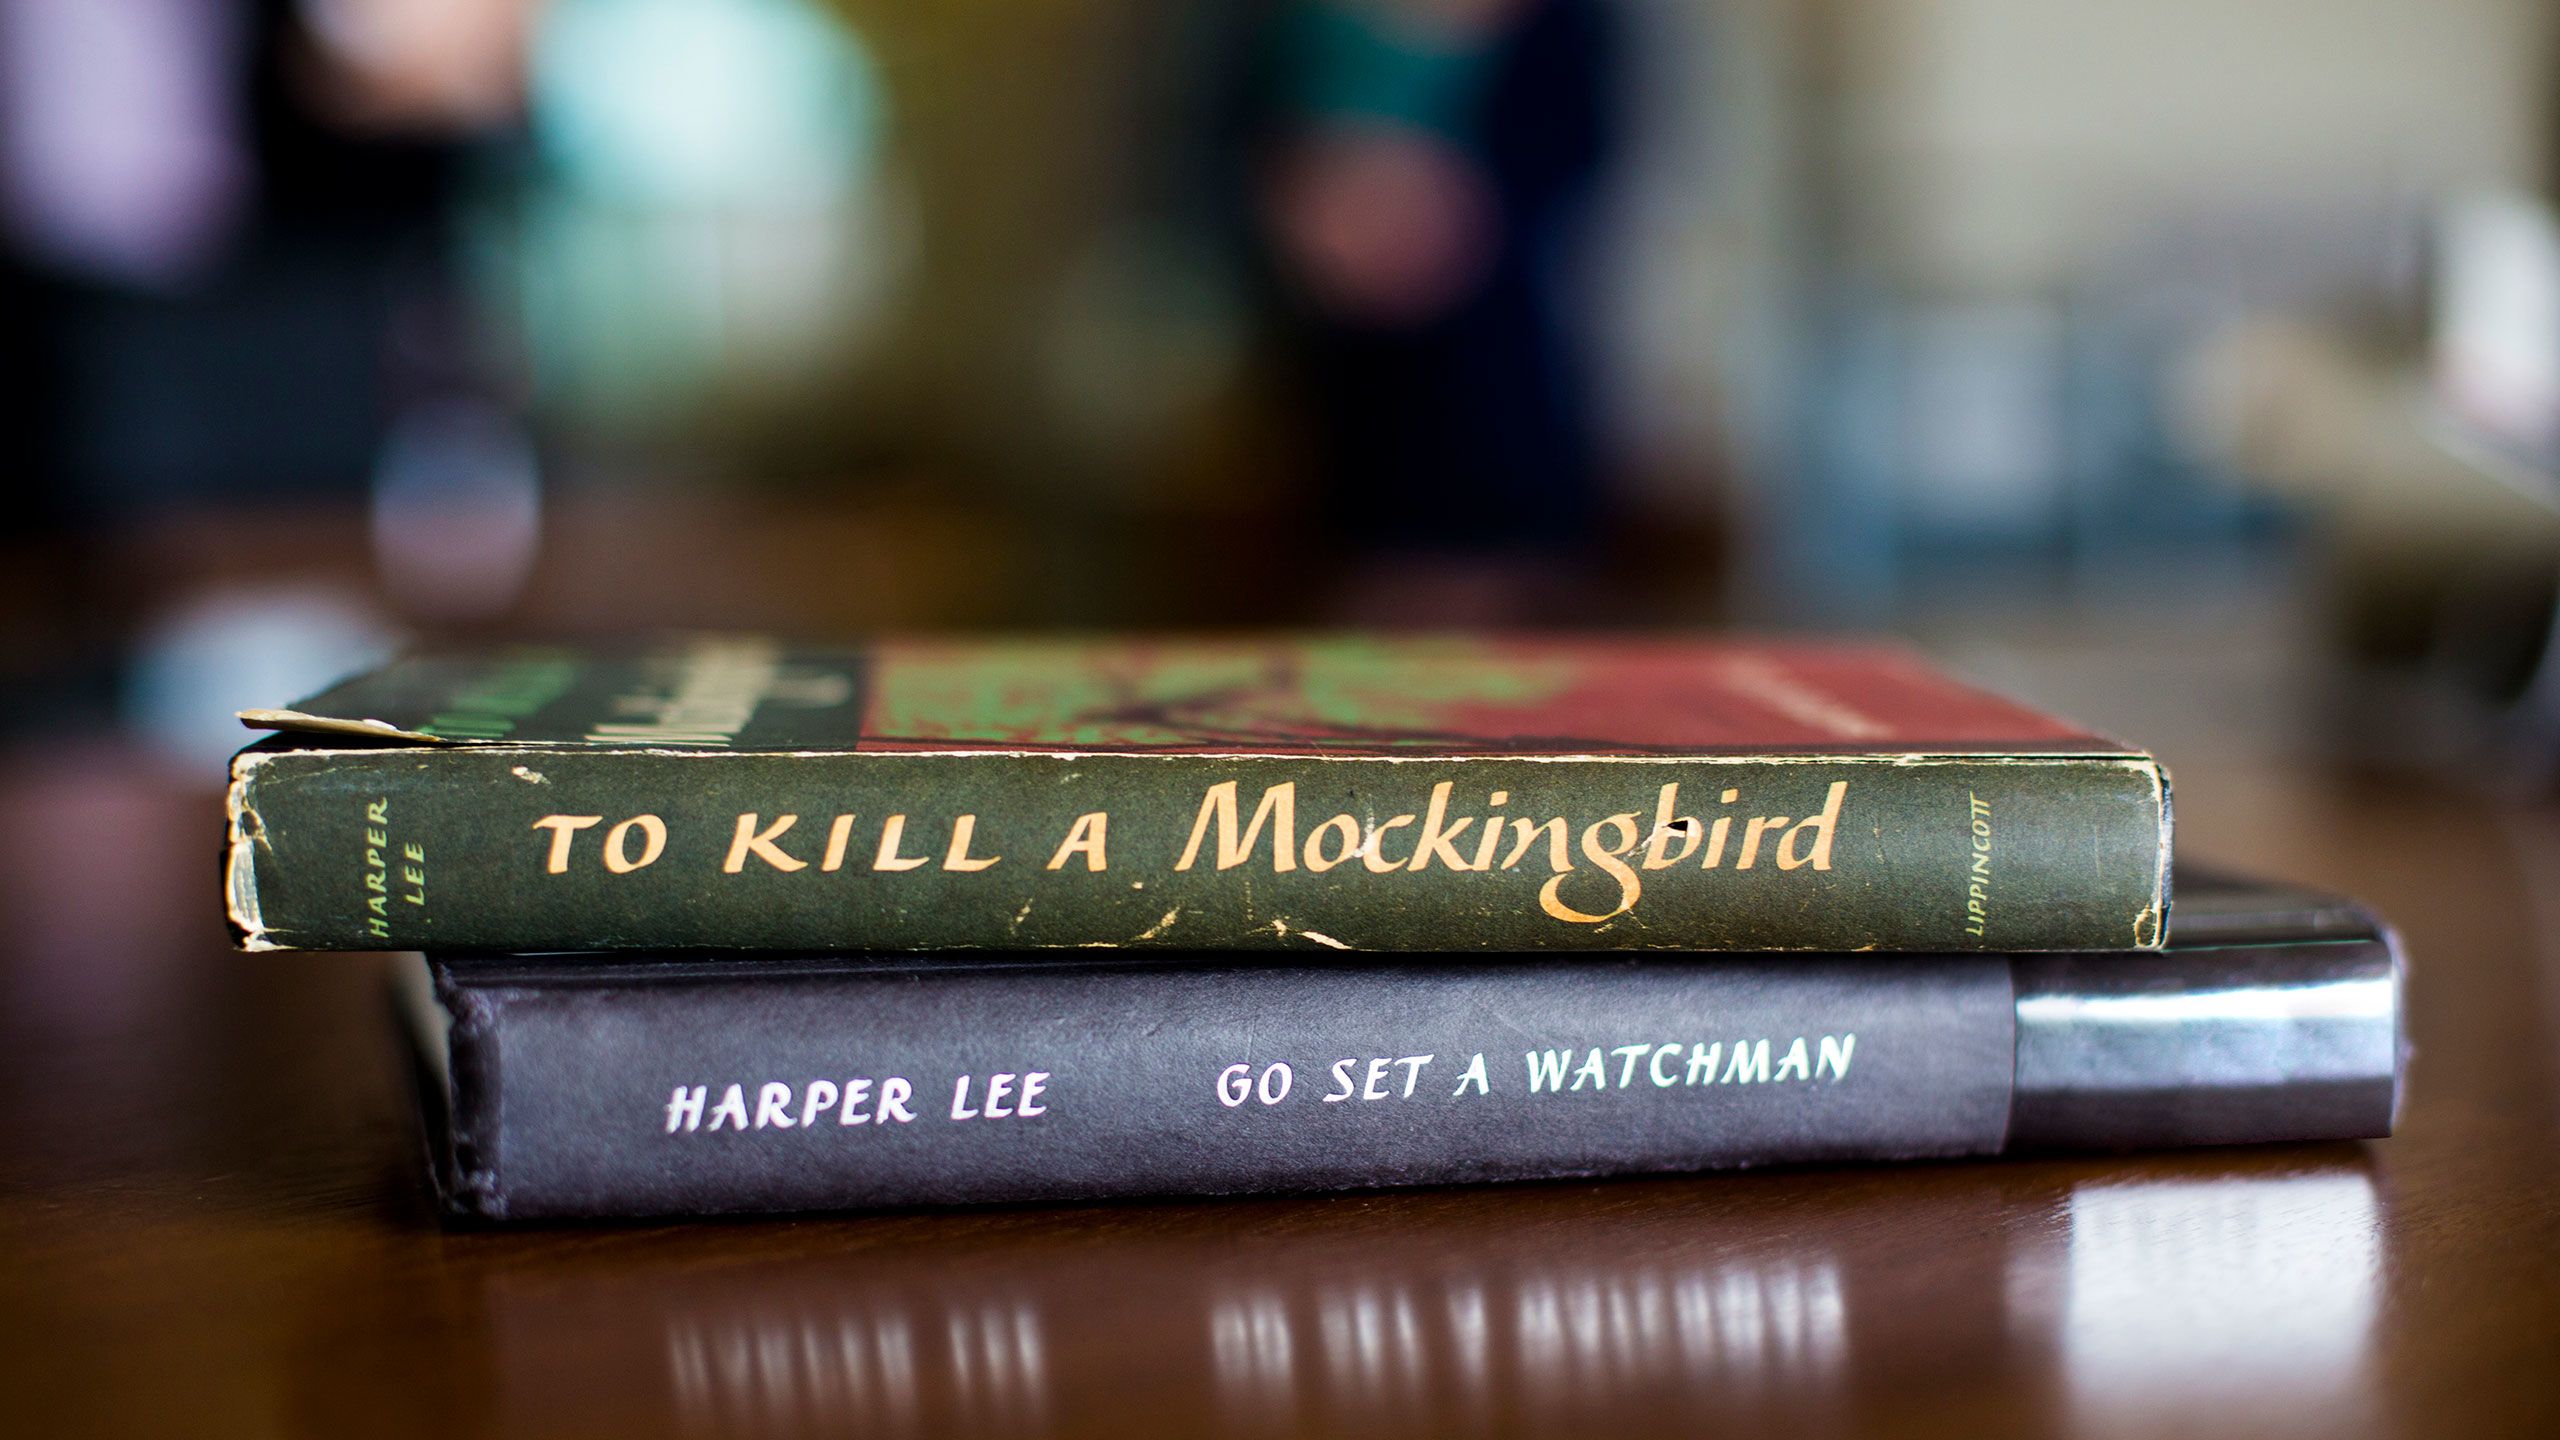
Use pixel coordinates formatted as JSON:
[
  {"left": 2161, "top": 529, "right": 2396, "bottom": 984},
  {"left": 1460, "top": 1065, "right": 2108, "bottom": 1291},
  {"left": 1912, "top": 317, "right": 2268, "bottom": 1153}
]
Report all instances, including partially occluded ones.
[{"left": 2008, "top": 935, "right": 2405, "bottom": 1151}]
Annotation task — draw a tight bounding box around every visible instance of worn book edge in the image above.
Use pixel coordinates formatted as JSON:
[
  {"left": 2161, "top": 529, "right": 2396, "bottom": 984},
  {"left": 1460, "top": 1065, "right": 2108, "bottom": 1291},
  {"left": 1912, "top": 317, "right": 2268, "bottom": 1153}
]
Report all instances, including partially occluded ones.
[
  {"left": 225, "top": 751, "right": 272, "bottom": 951},
  {"left": 238, "top": 708, "right": 446, "bottom": 744},
  {"left": 230, "top": 746, "right": 2168, "bottom": 952}
]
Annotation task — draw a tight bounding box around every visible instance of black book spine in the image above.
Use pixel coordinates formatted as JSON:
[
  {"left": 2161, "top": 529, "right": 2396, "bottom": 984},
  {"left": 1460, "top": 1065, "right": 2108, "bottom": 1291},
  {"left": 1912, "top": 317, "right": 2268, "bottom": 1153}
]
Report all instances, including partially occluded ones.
[{"left": 418, "top": 941, "right": 2400, "bottom": 1220}]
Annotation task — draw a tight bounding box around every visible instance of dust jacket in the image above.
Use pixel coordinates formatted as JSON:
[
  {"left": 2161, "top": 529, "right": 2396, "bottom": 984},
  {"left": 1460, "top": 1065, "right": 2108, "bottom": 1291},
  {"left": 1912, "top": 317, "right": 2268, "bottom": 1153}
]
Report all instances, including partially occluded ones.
[
  {"left": 401, "top": 875, "right": 2397, "bottom": 1221},
  {"left": 229, "top": 635, "right": 2171, "bottom": 954}
]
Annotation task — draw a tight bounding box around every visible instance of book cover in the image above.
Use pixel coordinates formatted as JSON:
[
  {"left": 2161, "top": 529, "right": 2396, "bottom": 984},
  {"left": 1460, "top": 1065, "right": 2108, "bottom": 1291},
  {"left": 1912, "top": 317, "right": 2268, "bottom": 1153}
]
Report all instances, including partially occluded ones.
[
  {"left": 231, "top": 634, "right": 2170, "bottom": 953},
  {"left": 402, "top": 874, "right": 2398, "bottom": 1221}
]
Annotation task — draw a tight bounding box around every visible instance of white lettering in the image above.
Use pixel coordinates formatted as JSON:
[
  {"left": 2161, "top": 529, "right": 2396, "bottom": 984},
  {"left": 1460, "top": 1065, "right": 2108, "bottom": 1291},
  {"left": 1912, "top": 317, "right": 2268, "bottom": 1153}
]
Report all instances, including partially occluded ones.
[
  {"left": 878, "top": 1077, "right": 917, "bottom": 1123},
  {"left": 753, "top": 1082, "right": 795, "bottom": 1128},
  {"left": 1612, "top": 1043, "right": 1651, "bottom": 1088},
  {"left": 1818, "top": 1034, "right": 1857, "bottom": 1080},
  {"left": 1648, "top": 1044, "right": 1684, "bottom": 1087},
  {"left": 707, "top": 1084, "right": 749, "bottom": 1131},
  {"left": 1525, "top": 1049, "right": 1572, "bottom": 1093},
  {"left": 799, "top": 1080, "right": 839, "bottom": 1126},
  {"left": 665, "top": 1084, "right": 706, "bottom": 1133},
  {"left": 1686, "top": 1044, "right": 1722, "bottom": 1085},
  {"left": 1721, "top": 1040, "right": 1771, "bottom": 1085},
  {"left": 1774, "top": 1037, "right": 1812, "bottom": 1082},
  {"left": 1570, "top": 1047, "right": 1608, "bottom": 1092}
]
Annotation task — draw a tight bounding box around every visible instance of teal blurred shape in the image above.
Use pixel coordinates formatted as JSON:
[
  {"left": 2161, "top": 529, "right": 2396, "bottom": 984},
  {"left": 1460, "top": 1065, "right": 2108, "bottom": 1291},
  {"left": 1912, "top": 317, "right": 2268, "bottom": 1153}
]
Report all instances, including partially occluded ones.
[{"left": 531, "top": 0, "right": 881, "bottom": 208}]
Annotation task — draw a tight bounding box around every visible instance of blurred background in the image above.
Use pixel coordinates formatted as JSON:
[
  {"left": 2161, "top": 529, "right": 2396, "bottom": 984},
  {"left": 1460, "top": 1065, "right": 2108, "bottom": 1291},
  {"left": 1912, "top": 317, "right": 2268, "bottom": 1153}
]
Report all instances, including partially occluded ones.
[
  {"left": 7, "top": 13, "right": 2560, "bottom": 1430},
  {"left": 4, "top": 0, "right": 2560, "bottom": 779}
]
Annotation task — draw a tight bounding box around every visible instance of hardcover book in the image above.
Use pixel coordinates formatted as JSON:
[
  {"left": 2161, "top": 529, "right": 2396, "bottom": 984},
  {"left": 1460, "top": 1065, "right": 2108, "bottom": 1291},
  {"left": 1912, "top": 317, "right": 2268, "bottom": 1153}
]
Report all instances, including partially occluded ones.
[
  {"left": 400, "top": 873, "right": 2398, "bottom": 1221},
  {"left": 230, "top": 634, "right": 2171, "bottom": 954}
]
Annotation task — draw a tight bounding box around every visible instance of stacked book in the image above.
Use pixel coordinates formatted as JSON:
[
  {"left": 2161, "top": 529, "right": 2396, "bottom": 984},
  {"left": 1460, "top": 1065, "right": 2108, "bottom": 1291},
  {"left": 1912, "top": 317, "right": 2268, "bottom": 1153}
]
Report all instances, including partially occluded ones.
[{"left": 225, "top": 636, "right": 2403, "bottom": 1219}]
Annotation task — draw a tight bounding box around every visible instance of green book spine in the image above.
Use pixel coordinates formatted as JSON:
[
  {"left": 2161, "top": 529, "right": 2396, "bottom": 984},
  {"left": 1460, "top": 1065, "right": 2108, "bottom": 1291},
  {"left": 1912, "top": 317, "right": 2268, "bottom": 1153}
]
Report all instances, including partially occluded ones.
[{"left": 227, "top": 746, "right": 2168, "bottom": 953}]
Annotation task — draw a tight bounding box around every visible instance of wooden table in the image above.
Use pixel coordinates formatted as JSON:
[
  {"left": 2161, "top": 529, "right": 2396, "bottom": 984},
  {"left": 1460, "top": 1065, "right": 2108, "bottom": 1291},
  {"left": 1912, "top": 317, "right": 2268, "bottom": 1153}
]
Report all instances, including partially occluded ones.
[{"left": 3, "top": 749, "right": 2556, "bottom": 1438}]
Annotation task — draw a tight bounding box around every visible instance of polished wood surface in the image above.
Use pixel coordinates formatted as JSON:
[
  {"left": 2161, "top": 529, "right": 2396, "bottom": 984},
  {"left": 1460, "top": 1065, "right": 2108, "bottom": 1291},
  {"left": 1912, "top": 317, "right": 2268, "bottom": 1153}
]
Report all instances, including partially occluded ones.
[{"left": 3, "top": 748, "right": 2557, "bottom": 1438}]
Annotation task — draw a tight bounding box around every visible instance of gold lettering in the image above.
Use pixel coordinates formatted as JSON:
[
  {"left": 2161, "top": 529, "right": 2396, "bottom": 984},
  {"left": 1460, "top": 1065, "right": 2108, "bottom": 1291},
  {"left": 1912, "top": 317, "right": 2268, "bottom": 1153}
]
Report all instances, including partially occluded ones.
[
  {"left": 603, "top": 815, "right": 667, "bottom": 874},
  {"left": 1406, "top": 782, "right": 1477, "bottom": 871},
  {"left": 724, "top": 813, "right": 806, "bottom": 873},
  {"left": 1500, "top": 816, "right": 1571, "bottom": 872},
  {"left": 1360, "top": 814, "right": 1417, "bottom": 873},
  {"left": 1541, "top": 814, "right": 1642, "bottom": 923},
  {"left": 821, "top": 814, "right": 857, "bottom": 871},
  {"left": 943, "top": 814, "right": 1000, "bottom": 872},
  {"left": 532, "top": 815, "right": 602, "bottom": 873},
  {"left": 1642, "top": 783, "right": 1702, "bottom": 869},
  {"left": 1046, "top": 812, "right": 1109, "bottom": 871},
  {"left": 1778, "top": 781, "right": 1848, "bottom": 870},
  {"left": 1175, "top": 781, "right": 1297, "bottom": 872},
  {"left": 1700, "top": 814, "right": 1733, "bottom": 868},
  {"left": 1302, "top": 814, "right": 1360, "bottom": 872},
  {"left": 1735, "top": 814, "right": 1789, "bottom": 870},
  {"left": 873, "top": 815, "right": 929, "bottom": 872},
  {"left": 1470, "top": 792, "right": 1510, "bottom": 869}
]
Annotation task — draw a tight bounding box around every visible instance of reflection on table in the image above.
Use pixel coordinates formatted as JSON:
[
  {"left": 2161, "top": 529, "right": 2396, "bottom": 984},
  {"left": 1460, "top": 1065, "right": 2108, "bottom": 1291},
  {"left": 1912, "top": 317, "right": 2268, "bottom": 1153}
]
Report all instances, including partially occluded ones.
[{"left": 464, "top": 1153, "right": 2378, "bottom": 1437}]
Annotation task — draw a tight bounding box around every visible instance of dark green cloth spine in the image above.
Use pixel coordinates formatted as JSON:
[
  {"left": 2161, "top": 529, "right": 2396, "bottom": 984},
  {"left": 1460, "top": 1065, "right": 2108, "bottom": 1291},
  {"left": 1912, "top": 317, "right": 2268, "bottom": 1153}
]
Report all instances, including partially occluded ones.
[{"left": 229, "top": 746, "right": 2168, "bottom": 953}]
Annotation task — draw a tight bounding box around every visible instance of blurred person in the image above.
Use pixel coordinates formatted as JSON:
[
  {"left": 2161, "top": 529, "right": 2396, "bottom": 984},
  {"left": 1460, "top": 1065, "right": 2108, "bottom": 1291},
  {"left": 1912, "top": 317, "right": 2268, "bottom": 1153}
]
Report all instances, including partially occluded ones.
[
  {"left": 0, "top": 0, "right": 534, "bottom": 751},
  {"left": 0, "top": 0, "right": 528, "bottom": 514},
  {"left": 1231, "top": 0, "right": 1623, "bottom": 623}
]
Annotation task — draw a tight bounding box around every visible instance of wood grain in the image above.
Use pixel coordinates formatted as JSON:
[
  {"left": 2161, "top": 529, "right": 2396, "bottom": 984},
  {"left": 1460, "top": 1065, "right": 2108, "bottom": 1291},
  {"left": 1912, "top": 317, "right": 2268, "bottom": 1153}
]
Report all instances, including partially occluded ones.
[{"left": 2, "top": 749, "right": 2555, "bottom": 1438}]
